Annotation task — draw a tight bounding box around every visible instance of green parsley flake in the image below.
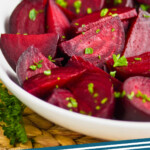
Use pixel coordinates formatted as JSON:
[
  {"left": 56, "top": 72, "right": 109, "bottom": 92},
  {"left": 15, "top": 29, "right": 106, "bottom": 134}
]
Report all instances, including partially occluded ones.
[
  {"left": 98, "top": 55, "right": 101, "bottom": 60},
  {"left": 87, "top": 8, "right": 92, "bottom": 14},
  {"left": 88, "top": 83, "right": 94, "bottom": 94},
  {"left": 44, "top": 70, "right": 51, "bottom": 76},
  {"left": 111, "top": 8, "right": 117, "bottom": 11},
  {"left": 96, "top": 29, "right": 100, "bottom": 33},
  {"left": 36, "top": 63, "right": 42, "bottom": 69},
  {"left": 114, "top": 0, "right": 122, "bottom": 5},
  {"left": 101, "top": 97, "right": 108, "bottom": 104},
  {"left": 29, "top": 65, "right": 37, "bottom": 71},
  {"left": 56, "top": 85, "right": 59, "bottom": 88},
  {"left": 56, "top": 0, "right": 68, "bottom": 8},
  {"left": 100, "top": 8, "right": 109, "bottom": 17},
  {"left": 134, "top": 57, "right": 142, "bottom": 61},
  {"left": 85, "top": 48, "right": 93, "bottom": 54},
  {"left": 62, "top": 35, "right": 66, "bottom": 39},
  {"left": 80, "top": 110, "right": 86, "bottom": 114},
  {"left": 111, "top": 28, "right": 115, "bottom": 32},
  {"left": 113, "top": 54, "right": 128, "bottom": 67},
  {"left": 82, "top": 32, "right": 85, "bottom": 35},
  {"left": 114, "top": 91, "right": 126, "bottom": 98},
  {"left": 82, "top": 24, "right": 85, "bottom": 27},
  {"left": 135, "top": 90, "right": 150, "bottom": 103},
  {"left": 140, "top": 4, "right": 150, "bottom": 11},
  {"left": 73, "top": 0, "right": 82, "bottom": 14},
  {"left": 127, "top": 91, "right": 135, "bottom": 100},
  {"left": 67, "top": 103, "right": 72, "bottom": 108},
  {"left": 143, "top": 14, "right": 150, "bottom": 18},
  {"left": 110, "top": 71, "right": 116, "bottom": 77},
  {"left": 23, "top": 33, "right": 28, "bottom": 35},
  {"left": 66, "top": 97, "right": 78, "bottom": 108},
  {"left": 93, "top": 93, "right": 99, "bottom": 98},
  {"left": 74, "top": 22, "right": 79, "bottom": 26},
  {"left": 48, "top": 55, "right": 55, "bottom": 62},
  {"left": 96, "top": 106, "right": 101, "bottom": 110},
  {"left": 112, "top": 13, "right": 118, "bottom": 17}
]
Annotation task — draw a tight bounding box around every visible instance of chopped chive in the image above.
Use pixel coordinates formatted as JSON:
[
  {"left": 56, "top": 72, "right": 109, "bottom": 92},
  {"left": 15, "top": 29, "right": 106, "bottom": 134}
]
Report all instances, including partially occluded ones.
[
  {"left": 96, "top": 29, "right": 100, "bottom": 33},
  {"left": 112, "top": 13, "right": 118, "bottom": 17},
  {"left": 82, "top": 24, "right": 85, "bottom": 27},
  {"left": 113, "top": 54, "right": 128, "bottom": 67},
  {"left": 87, "top": 8, "right": 92, "bottom": 14},
  {"left": 93, "top": 93, "right": 99, "bottom": 98},
  {"left": 101, "top": 98, "right": 108, "bottom": 104},
  {"left": 44, "top": 70, "right": 51, "bottom": 76},
  {"left": 114, "top": 0, "right": 122, "bottom": 5},
  {"left": 48, "top": 55, "right": 55, "bottom": 62},
  {"left": 134, "top": 57, "right": 142, "bottom": 61},
  {"left": 29, "top": 65, "right": 37, "bottom": 71},
  {"left": 110, "top": 71, "right": 116, "bottom": 77},
  {"left": 23, "top": 33, "right": 28, "bottom": 35},
  {"left": 127, "top": 91, "right": 135, "bottom": 100},
  {"left": 29, "top": 9, "right": 38, "bottom": 21},
  {"left": 73, "top": 0, "right": 82, "bottom": 14},
  {"left": 62, "top": 35, "right": 66, "bottom": 39},
  {"left": 100, "top": 8, "right": 109, "bottom": 17},
  {"left": 74, "top": 22, "right": 79, "bottom": 26},
  {"left": 67, "top": 103, "right": 72, "bottom": 108},
  {"left": 82, "top": 32, "right": 85, "bottom": 35},
  {"left": 56, "top": 85, "right": 59, "bottom": 88},
  {"left": 37, "top": 63, "right": 42, "bottom": 68},
  {"left": 88, "top": 83, "right": 94, "bottom": 94},
  {"left": 143, "top": 14, "right": 150, "bottom": 18},
  {"left": 98, "top": 55, "right": 101, "bottom": 60},
  {"left": 85, "top": 48, "right": 93, "bottom": 54},
  {"left": 111, "top": 8, "right": 117, "bottom": 11},
  {"left": 56, "top": 0, "right": 68, "bottom": 8},
  {"left": 96, "top": 106, "right": 101, "bottom": 110},
  {"left": 111, "top": 28, "right": 115, "bottom": 32}
]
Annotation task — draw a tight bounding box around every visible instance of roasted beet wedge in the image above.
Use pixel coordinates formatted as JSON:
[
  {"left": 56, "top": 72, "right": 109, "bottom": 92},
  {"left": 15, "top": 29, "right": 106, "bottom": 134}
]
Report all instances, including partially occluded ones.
[
  {"left": 67, "top": 72, "right": 114, "bottom": 118},
  {"left": 136, "top": 0, "right": 150, "bottom": 5},
  {"left": 119, "top": 76, "right": 150, "bottom": 121},
  {"left": 60, "top": 16, "right": 125, "bottom": 68},
  {"left": 47, "top": 88, "right": 78, "bottom": 112},
  {"left": 106, "top": 52, "right": 150, "bottom": 81},
  {"left": 47, "top": 0, "right": 70, "bottom": 42},
  {"left": 58, "top": 0, "right": 105, "bottom": 18},
  {"left": 123, "top": 9, "right": 150, "bottom": 57},
  {"left": 9, "top": 0, "right": 46, "bottom": 34},
  {"left": 71, "top": 7, "right": 137, "bottom": 35},
  {"left": 16, "top": 46, "right": 57, "bottom": 85},
  {"left": 0, "top": 33, "right": 58, "bottom": 70},
  {"left": 105, "top": 0, "right": 134, "bottom": 8},
  {"left": 67, "top": 56, "right": 122, "bottom": 92},
  {"left": 23, "top": 67, "right": 86, "bottom": 98}
]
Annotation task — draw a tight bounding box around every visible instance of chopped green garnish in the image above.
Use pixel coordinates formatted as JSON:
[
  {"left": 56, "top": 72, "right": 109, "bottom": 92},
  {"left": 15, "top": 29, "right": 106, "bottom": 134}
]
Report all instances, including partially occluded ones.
[
  {"left": 111, "top": 8, "right": 117, "bottom": 11},
  {"left": 57, "top": 77, "right": 61, "bottom": 80},
  {"left": 135, "top": 90, "right": 150, "bottom": 103},
  {"left": 112, "top": 13, "right": 118, "bottom": 17},
  {"left": 87, "top": 8, "right": 92, "bottom": 14},
  {"left": 127, "top": 91, "right": 135, "bottom": 100},
  {"left": 29, "top": 65, "right": 37, "bottom": 71},
  {"left": 82, "top": 32, "right": 85, "bottom": 35},
  {"left": 113, "top": 54, "right": 128, "bottom": 67},
  {"left": 56, "top": 0, "right": 68, "bottom": 8},
  {"left": 62, "top": 35, "right": 66, "bottom": 39},
  {"left": 82, "top": 24, "right": 85, "bottom": 27},
  {"left": 44, "top": 70, "right": 51, "bottom": 76},
  {"left": 36, "top": 63, "right": 42, "bottom": 69},
  {"left": 80, "top": 110, "right": 86, "bottom": 114},
  {"left": 67, "top": 103, "right": 72, "bottom": 108},
  {"left": 23, "top": 33, "right": 28, "bottom": 35},
  {"left": 85, "top": 48, "right": 93, "bottom": 54},
  {"left": 96, "top": 29, "right": 100, "bottom": 33},
  {"left": 114, "top": 90, "right": 126, "bottom": 98},
  {"left": 111, "top": 28, "right": 115, "bottom": 32},
  {"left": 74, "top": 22, "right": 79, "bottom": 26},
  {"left": 93, "top": 93, "right": 99, "bottom": 98},
  {"left": 98, "top": 55, "right": 101, "bottom": 60},
  {"left": 96, "top": 106, "right": 101, "bottom": 110},
  {"left": 114, "top": 0, "right": 122, "bottom": 5},
  {"left": 73, "top": 0, "right": 82, "bottom": 14},
  {"left": 29, "top": 9, "right": 38, "bottom": 21},
  {"left": 110, "top": 71, "right": 116, "bottom": 77},
  {"left": 88, "top": 83, "right": 94, "bottom": 94},
  {"left": 101, "top": 97, "right": 108, "bottom": 104},
  {"left": 38, "top": 60, "right": 43, "bottom": 64},
  {"left": 66, "top": 97, "right": 78, "bottom": 108},
  {"left": 56, "top": 85, "right": 59, "bottom": 88},
  {"left": 48, "top": 55, "right": 55, "bottom": 62},
  {"left": 143, "top": 14, "right": 150, "bottom": 18},
  {"left": 134, "top": 57, "right": 142, "bottom": 61},
  {"left": 0, "top": 84, "right": 27, "bottom": 145},
  {"left": 100, "top": 8, "right": 109, "bottom": 17},
  {"left": 140, "top": 4, "right": 150, "bottom": 11},
  {"left": 108, "top": 12, "right": 113, "bottom": 16}
]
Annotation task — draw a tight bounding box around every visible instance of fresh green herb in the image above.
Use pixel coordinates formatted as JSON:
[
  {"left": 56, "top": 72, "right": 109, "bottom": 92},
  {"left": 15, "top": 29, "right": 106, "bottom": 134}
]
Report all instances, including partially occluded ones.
[
  {"left": 95, "top": 106, "right": 101, "bottom": 110},
  {"left": 127, "top": 91, "right": 135, "bottom": 100},
  {"left": 74, "top": 22, "right": 79, "bottom": 26},
  {"left": 110, "top": 71, "right": 116, "bottom": 77},
  {"left": 56, "top": 0, "right": 68, "bottom": 8},
  {"left": 82, "top": 32, "right": 85, "bottom": 35},
  {"left": 44, "top": 70, "right": 51, "bottom": 76},
  {"left": 98, "top": 55, "right": 101, "bottom": 60},
  {"left": 85, "top": 48, "right": 93, "bottom": 54},
  {"left": 66, "top": 97, "right": 78, "bottom": 108},
  {"left": 100, "top": 8, "right": 109, "bottom": 17},
  {"left": 62, "top": 35, "right": 66, "bottom": 39},
  {"left": 111, "top": 8, "right": 117, "bottom": 11},
  {"left": 93, "top": 93, "right": 99, "bottom": 98},
  {"left": 87, "top": 8, "right": 92, "bottom": 14},
  {"left": 101, "top": 97, "right": 108, "bottom": 104},
  {"left": 96, "top": 29, "right": 100, "bottom": 33},
  {"left": 143, "top": 14, "right": 150, "bottom": 18},
  {"left": 82, "top": 24, "right": 85, "bottom": 27},
  {"left": 113, "top": 54, "right": 128, "bottom": 67},
  {"left": 111, "top": 28, "right": 115, "bottom": 32},
  {"left": 56, "top": 85, "right": 59, "bottom": 88},
  {"left": 114, "top": 0, "right": 122, "bottom": 5},
  {"left": 140, "top": 4, "right": 150, "bottom": 11},
  {"left": 0, "top": 84, "right": 27, "bottom": 145},
  {"left": 114, "top": 91, "right": 126, "bottom": 98},
  {"left": 48, "top": 55, "right": 55, "bottom": 62},
  {"left": 135, "top": 90, "right": 150, "bottom": 103},
  {"left": 134, "top": 57, "right": 142, "bottom": 61},
  {"left": 73, "top": 0, "right": 82, "bottom": 14},
  {"left": 29, "top": 9, "right": 44, "bottom": 21},
  {"left": 57, "top": 77, "right": 61, "bottom": 80},
  {"left": 112, "top": 13, "right": 118, "bottom": 17},
  {"left": 88, "top": 83, "right": 94, "bottom": 94},
  {"left": 23, "top": 33, "right": 28, "bottom": 35},
  {"left": 29, "top": 65, "right": 37, "bottom": 71}
]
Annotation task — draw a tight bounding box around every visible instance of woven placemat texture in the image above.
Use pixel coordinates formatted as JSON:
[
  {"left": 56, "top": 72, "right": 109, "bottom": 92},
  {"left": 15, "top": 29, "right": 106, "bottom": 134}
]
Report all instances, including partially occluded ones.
[{"left": 0, "top": 81, "right": 105, "bottom": 150}]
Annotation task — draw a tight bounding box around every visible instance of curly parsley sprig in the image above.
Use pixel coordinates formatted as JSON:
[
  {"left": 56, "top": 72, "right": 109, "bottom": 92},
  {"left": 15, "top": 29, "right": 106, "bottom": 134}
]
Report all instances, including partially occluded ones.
[{"left": 0, "top": 83, "right": 28, "bottom": 145}]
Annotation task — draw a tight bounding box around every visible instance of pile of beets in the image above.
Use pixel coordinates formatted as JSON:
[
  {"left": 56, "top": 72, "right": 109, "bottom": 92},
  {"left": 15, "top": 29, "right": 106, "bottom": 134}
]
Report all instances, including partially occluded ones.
[{"left": 1, "top": 0, "right": 150, "bottom": 121}]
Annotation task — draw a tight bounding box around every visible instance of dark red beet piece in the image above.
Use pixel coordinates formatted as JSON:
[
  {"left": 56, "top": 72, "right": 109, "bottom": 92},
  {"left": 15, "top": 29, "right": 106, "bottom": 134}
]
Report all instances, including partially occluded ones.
[
  {"left": 47, "top": 0, "right": 70, "bottom": 42},
  {"left": 47, "top": 88, "right": 78, "bottom": 112},
  {"left": 67, "top": 72, "right": 114, "bottom": 118},
  {"left": 120, "top": 76, "right": 150, "bottom": 121},
  {"left": 60, "top": 16, "right": 125, "bottom": 68},
  {"left": 60, "top": 0, "right": 105, "bottom": 18},
  {"left": 67, "top": 56, "right": 122, "bottom": 92},
  {"left": 71, "top": 7, "right": 137, "bottom": 35},
  {"left": 23, "top": 67, "right": 86, "bottom": 98},
  {"left": 105, "top": 0, "right": 134, "bottom": 8},
  {"left": 123, "top": 9, "right": 150, "bottom": 57},
  {"left": 16, "top": 46, "right": 57, "bottom": 85},
  {"left": 0, "top": 33, "right": 59, "bottom": 70},
  {"left": 136, "top": 0, "right": 150, "bottom": 5},
  {"left": 9, "top": 0, "right": 46, "bottom": 34},
  {"left": 106, "top": 52, "right": 150, "bottom": 81}
]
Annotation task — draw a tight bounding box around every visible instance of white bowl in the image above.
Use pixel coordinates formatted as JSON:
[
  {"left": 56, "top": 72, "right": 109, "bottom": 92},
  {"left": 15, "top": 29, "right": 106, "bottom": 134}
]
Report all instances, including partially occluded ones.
[{"left": 1, "top": 0, "right": 150, "bottom": 141}]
